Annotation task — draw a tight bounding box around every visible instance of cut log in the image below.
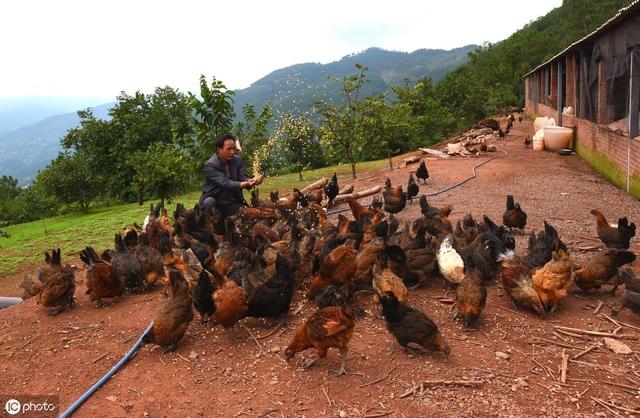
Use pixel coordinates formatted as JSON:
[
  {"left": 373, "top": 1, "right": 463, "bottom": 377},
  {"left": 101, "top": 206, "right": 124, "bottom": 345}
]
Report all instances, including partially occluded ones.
[
  {"left": 338, "top": 184, "right": 354, "bottom": 195},
  {"left": 300, "top": 177, "right": 328, "bottom": 193},
  {"left": 419, "top": 148, "right": 450, "bottom": 158},
  {"left": 331, "top": 186, "right": 382, "bottom": 205},
  {"left": 402, "top": 155, "right": 421, "bottom": 167}
]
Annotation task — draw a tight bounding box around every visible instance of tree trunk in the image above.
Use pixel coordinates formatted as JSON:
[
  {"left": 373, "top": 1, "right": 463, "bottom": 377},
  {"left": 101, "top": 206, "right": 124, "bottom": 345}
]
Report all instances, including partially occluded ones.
[
  {"left": 298, "top": 171, "right": 303, "bottom": 181},
  {"left": 81, "top": 202, "right": 89, "bottom": 214},
  {"left": 351, "top": 162, "right": 357, "bottom": 179},
  {"left": 137, "top": 186, "right": 144, "bottom": 206},
  {"left": 160, "top": 197, "right": 165, "bottom": 208},
  {"left": 387, "top": 148, "right": 393, "bottom": 169}
]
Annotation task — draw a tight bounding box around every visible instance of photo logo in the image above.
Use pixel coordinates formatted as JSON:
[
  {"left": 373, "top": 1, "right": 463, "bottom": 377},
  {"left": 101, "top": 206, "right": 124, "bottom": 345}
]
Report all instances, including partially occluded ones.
[{"left": 5, "top": 399, "right": 21, "bottom": 415}]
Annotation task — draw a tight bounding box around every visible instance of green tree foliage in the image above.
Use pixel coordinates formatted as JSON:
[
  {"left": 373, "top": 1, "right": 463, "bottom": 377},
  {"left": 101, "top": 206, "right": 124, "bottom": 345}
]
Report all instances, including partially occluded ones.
[
  {"left": 358, "top": 93, "right": 416, "bottom": 168},
  {"left": 315, "top": 64, "right": 369, "bottom": 178},
  {"left": 36, "top": 153, "right": 100, "bottom": 214},
  {"left": 189, "top": 75, "right": 236, "bottom": 167},
  {"left": 277, "top": 113, "right": 321, "bottom": 180},
  {"left": 234, "top": 103, "right": 273, "bottom": 171},
  {"left": 127, "top": 143, "right": 192, "bottom": 206}
]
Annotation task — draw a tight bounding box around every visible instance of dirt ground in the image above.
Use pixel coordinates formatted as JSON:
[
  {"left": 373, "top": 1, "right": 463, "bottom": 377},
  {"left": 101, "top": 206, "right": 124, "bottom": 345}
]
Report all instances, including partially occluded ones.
[{"left": 1, "top": 117, "right": 639, "bottom": 418}]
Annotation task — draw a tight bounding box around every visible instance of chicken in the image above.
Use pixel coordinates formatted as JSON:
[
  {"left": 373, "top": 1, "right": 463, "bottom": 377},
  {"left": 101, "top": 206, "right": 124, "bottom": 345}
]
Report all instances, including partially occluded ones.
[
  {"left": 415, "top": 160, "right": 429, "bottom": 184},
  {"left": 19, "top": 275, "right": 42, "bottom": 300},
  {"left": 353, "top": 237, "right": 385, "bottom": 282},
  {"left": 380, "top": 292, "right": 450, "bottom": 356},
  {"left": 135, "top": 232, "right": 165, "bottom": 289},
  {"left": 437, "top": 235, "right": 465, "bottom": 285},
  {"left": 324, "top": 172, "right": 339, "bottom": 208},
  {"left": 406, "top": 174, "right": 419, "bottom": 202},
  {"left": 211, "top": 270, "right": 248, "bottom": 329},
  {"left": 285, "top": 305, "right": 355, "bottom": 375},
  {"left": 193, "top": 271, "right": 216, "bottom": 323},
  {"left": 308, "top": 245, "right": 358, "bottom": 299},
  {"left": 80, "top": 246, "right": 125, "bottom": 306},
  {"left": 454, "top": 233, "right": 504, "bottom": 283},
  {"left": 590, "top": 210, "right": 636, "bottom": 249},
  {"left": 143, "top": 270, "right": 193, "bottom": 351},
  {"left": 573, "top": 249, "right": 636, "bottom": 293},
  {"left": 613, "top": 269, "right": 640, "bottom": 316},
  {"left": 305, "top": 189, "right": 324, "bottom": 206},
  {"left": 372, "top": 247, "right": 408, "bottom": 302},
  {"left": 382, "top": 178, "right": 406, "bottom": 214},
  {"left": 348, "top": 197, "right": 382, "bottom": 223},
  {"left": 532, "top": 250, "right": 575, "bottom": 312},
  {"left": 112, "top": 233, "right": 144, "bottom": 291},
  {"left": 523, "top": 221, "right": 566, "bottom": 270},
  {"left": 503, "top": 195, "right": 527, "bottom": 230},
  {"left": 480, "top": 215, "right": 515, "bottom": 251},
  {"left": 455, "top": 260, "right": 487, "bottom": 327},
  {"left": 37, "top": 249, "right": 76, "bottom": 315},
  {"left": 419, "top": 195, "right": 451, "bottom": 220},
  {"left": 524, "top": 135, "right": 532, "bottom": 148},
  {"left": 244, "top": 253, "right": 295, "bottom": 318},
  {"left": 496, "top": 251, "right": 544, "bottom": 315}
]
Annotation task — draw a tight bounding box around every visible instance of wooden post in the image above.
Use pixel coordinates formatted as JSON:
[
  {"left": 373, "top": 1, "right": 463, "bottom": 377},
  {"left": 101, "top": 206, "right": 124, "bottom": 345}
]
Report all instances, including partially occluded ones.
[
  {"left": 628, "top": 50, "right": 639, "bottom": 193},
  {"left": 557, "top": 59, "right": 564, "bottom": 126},
  {"left": 579, "top": 53, "right": 587, "bottom": 119}
]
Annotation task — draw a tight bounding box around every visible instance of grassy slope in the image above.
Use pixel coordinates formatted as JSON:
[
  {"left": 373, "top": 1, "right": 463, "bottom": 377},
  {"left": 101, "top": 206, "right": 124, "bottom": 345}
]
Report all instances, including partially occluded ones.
[{"left": 0, "top": 159, "right": 386, "bottom": 278}]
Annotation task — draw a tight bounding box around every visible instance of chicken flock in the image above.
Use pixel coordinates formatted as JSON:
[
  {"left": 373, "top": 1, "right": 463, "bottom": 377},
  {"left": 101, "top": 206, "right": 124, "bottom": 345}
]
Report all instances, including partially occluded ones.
[{"left": 21, "top": 165, "right": 638, "bottom": 375}]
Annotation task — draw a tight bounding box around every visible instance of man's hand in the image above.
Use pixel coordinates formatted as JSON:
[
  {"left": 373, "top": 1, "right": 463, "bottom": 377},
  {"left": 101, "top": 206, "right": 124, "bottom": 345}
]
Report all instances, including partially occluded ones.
[
  {"left": 241, "top": 175, "right": 263, "bottom": 189},
  {"left": 253, "top": 174, "right": 264, "bottom": 186}
]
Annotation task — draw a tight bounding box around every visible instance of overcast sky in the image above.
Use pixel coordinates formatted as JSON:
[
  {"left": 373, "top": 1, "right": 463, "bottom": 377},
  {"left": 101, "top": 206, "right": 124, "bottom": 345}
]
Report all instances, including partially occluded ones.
[{"left": 1, "top": 0, "right": 562, "bottom": 99}]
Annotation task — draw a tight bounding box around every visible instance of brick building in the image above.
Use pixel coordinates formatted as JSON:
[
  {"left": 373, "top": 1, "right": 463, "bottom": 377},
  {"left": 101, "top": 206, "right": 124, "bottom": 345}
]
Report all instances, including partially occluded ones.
[{"left": 523, "top": 1, "right": 640, "bottom": 198}]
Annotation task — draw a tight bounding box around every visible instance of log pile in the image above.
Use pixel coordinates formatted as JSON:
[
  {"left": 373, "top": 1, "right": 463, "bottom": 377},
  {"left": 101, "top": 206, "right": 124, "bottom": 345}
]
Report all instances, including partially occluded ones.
[{"left": 442, "top": 125, "right": 501, "bottom": 156}]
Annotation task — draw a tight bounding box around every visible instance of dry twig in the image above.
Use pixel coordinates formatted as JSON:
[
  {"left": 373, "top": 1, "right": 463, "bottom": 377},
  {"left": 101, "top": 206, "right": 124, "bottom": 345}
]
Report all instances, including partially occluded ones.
[
  {"left": 360, "top": 366, "right": 397, "bottom": 388},
  {"left": 560, "top": 349, "right": 569, "bottom": 384}
]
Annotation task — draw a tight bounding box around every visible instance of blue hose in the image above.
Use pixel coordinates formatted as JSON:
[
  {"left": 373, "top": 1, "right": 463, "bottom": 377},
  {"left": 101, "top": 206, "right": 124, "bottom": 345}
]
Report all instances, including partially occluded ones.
[{"left": 59, "top": 322, "right": 154, "bottom": 418}]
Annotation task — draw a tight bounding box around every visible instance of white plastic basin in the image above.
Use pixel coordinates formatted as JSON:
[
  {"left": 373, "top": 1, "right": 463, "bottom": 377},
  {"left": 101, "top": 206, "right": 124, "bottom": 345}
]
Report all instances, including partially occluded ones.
[{"left": 542, "top": 126, "right": 572, "bottom": 150}]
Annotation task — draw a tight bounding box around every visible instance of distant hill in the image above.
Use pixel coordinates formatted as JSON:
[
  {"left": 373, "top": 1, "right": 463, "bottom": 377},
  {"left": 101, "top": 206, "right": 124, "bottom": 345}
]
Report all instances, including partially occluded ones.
[
  {"left": 232, "top": 46, "right": 477, "bottom": 118},
  {"left": 0, "top": 103, "right": 112, "bottom": 185},
  {"left": 0, "top": 96, "right": 111, "bottom": 135}
]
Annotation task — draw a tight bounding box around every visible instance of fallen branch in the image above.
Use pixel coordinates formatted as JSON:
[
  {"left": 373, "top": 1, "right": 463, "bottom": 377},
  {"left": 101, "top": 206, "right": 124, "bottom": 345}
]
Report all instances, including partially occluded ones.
[
  {"left": 591, "top": 397, "right": 640, "bottom": 414},
  {"left": 599, "top": 314, "right": 640, "bottom": 332},
  {"left": 400, "top": 379, "right": 484, "bottom": 397},
  {"left": 495, "top": 305, "right": 526, "bottom": 318},
  {"left": 256, "top": 319, "right": 286, "bottom": 339},
  {"left": 331, "top": 185, "right": 382, "bottom": 205},
  {"left": 532, "top": 337, "right": 582, "bottom": 350},
  {"left": 554, "top": 325, "right": 637, "bottom": 339},
  {"left": 571, "top": 344, "right": 598, "bottom": 361},
  {"left": 364, "top": 412, "right": 393, "bottom": 418},
  {"left": 560, "top": 349, "right": 569, "bottom": 384},
  {"left": 321, "top": 386, "right": 332, "bottom": 407},
  {"left": 338, "top": 184, "right": 354, "bottom": 195},
  {"left": 360, "top": 366, "right": 397, "bottom": 388},
  {"left": 603, "top": 381, "right": 640, "bottom": 392},
  {"left": 92, "top": 352, "right": 109, "bottom": 364},
  {"left": 300, "top": 177, "right": 328, "bottom": 193},
  {"left": 593, "top": 301, "right": 604, "bottom": 314},
  {"left": 242, "top": 324, "right": 263, "bottom": 351}
]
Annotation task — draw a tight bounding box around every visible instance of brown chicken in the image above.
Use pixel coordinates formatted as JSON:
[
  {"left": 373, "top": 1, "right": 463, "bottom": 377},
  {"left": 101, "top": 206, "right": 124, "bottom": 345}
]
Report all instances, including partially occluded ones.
[
  {"left": 80, "top": 246, "right": 125, "bottom": 306},
  {"left": 382, "top": 178, "right": 406, "bottom": 214},
  {"left": 347, "top": 197, "right": 382, "bottom": 224},
  {"left": 590, "top": 210, "right": 636, "bottom": 249},
  {"left": 19, "top": 275, "right": 42, "bottom": 300},
  {"left": 37, "top": 249, "right": 76, "bottom": 315},
  {"left": 143, "top": 270, "right": 193, "bottom": 351},
  {"left": 613, "top": 269, "right": 640, "bottom": 316},
  {"left": 573, "top": 249, "right": 636, "bottom": 293},
  {"left": 497, "top": 252, "right": 544, "bottom": 315},
  {"left": 285, "top": 305, "right": 355, "bottom": 375},
  {"left": 503, "top": 195, "right": 527, "bottom": 230},
  {"left": 455, "top": 261, "right": 487, "bottom": 327},
  {"left": 211, "top": 270, "right": 248, "bottom": 329},
  {"left": 372, "top": 248, "right": 408, "bottom": 302},
  {"left": 308, "top": 245, "right": 358, "bottom": 299},
  {"left": 380, "top": 292, "right": 450, "bottom": 356},
  {"left": 532, "top": 249, "right": 575, "bottom": 312}
]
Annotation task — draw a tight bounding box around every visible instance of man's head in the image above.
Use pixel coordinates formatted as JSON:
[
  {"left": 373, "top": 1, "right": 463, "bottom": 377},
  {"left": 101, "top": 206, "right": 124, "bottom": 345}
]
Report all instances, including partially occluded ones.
[{"left": 215, "top": 133, "right": 237, "bottom": 162}]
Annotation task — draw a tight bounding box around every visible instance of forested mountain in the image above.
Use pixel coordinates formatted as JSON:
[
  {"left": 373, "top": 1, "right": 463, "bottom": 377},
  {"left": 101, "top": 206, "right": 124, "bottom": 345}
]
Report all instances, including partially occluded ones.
[{"left": 233, "top": 46, "right": 477, "bottom": 118}]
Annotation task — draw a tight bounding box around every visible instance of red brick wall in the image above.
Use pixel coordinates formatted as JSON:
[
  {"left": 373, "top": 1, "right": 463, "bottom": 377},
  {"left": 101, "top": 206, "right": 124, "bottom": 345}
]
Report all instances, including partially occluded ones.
[
  {"left": 525, "top": 98, "right": 640, "bottom": 196},
  {"left": 565, "top": 54, "right": 576, "bottom": 109}
]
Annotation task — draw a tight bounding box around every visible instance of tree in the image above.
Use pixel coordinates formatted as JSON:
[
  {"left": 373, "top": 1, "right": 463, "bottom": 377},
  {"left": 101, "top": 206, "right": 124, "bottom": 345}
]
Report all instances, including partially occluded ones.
[
  {"left": 359, "top": 93, "right": 416, "bottom": 168},
  {"left": 234, "top": 103, "right": 273, "bottom": 171},
  {"left": 277, "top": 113, "right": 318, "bottom": 180},
  {"left": 36, "top": 153, "right": 100, "bottom": 214},
  {"left": 189, "top": 75, "right": 235, "bottom": 168},
  {"left": 315, "top": 63, "right": 368, "bottom": 179},
  {"left": 127, "top": 143, "right": 192, "bottom": 207}
]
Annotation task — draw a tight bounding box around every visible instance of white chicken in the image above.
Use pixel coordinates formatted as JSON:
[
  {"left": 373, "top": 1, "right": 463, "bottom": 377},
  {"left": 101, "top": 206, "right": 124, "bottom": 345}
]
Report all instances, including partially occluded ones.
[{"left": 437, "top": 234, "right": 465, "bottom": 285}]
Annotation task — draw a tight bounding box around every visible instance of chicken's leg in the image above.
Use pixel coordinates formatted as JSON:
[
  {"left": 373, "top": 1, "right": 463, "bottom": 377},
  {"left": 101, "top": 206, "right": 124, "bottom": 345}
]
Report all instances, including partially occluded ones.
[{"left": 331, "top": 348, "right": 348, "bottom": 376}]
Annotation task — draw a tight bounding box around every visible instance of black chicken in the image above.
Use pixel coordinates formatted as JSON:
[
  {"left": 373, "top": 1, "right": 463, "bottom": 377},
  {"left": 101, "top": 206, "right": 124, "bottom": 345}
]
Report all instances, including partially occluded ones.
[
  {"left": 523, "top": 221, "right": 567, "bottom": 270},
  {"left": 111, "top": 233, "right": 143, "bottom": 291},
  {"left": 243, "top": 253, "right": 295, "bottom": 318},
  {"left": 193, "top": 271, "right": 217, "bottom": 322},
  {"left": 406, "top": 174, "right": 419, "bottom": 202},
  {"left": 415, "top": 160, "right": 429, "bottom": 184},
  {"left": 324, "top": 173, "right": 339, "bottom": 208}
]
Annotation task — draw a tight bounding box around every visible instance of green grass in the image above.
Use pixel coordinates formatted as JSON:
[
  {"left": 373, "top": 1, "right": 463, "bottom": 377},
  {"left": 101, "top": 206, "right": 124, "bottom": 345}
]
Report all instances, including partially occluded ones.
[{"left": 0, "top": 159, "right": 387, "bottom": 277}]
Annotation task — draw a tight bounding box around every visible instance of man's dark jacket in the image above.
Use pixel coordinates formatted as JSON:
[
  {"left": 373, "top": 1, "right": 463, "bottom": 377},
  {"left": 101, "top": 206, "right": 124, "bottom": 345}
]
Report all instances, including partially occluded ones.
[{"left": 201, "top": 154, "right": 249, "bottom": 204}]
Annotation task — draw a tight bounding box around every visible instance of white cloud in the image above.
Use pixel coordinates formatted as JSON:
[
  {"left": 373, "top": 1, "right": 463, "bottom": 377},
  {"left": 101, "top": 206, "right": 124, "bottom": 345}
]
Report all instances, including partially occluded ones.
[{"left": 0, "top": 0, "right": 562, "bottom": 98}]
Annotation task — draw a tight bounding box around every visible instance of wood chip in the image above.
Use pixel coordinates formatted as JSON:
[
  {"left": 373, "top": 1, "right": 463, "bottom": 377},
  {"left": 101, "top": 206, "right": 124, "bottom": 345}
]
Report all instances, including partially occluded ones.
[{"left": 603, "top": 337, "right": 632, "bottom": 354}]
